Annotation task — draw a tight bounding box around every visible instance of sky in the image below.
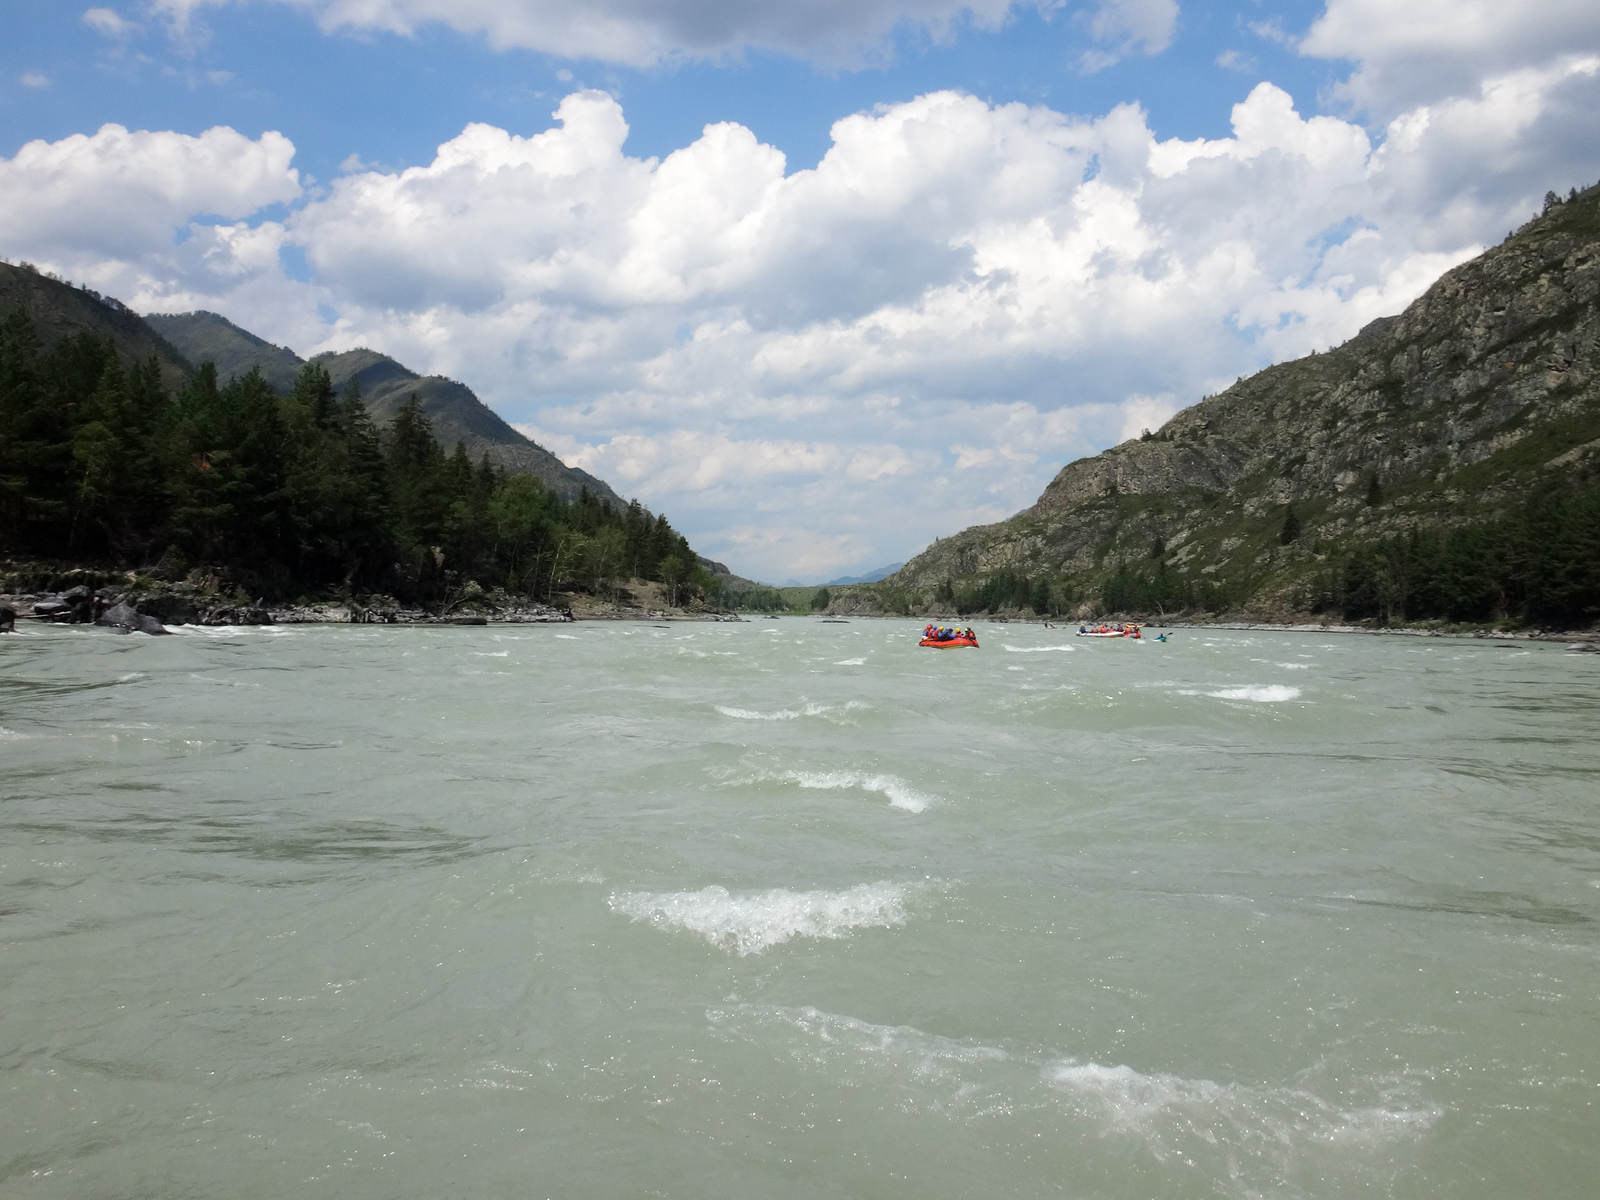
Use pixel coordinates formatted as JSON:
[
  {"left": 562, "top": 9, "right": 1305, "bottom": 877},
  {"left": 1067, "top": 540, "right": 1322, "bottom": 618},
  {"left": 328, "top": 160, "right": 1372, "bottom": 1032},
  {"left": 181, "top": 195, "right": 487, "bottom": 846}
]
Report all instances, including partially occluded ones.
[{"left": 3, "top": 2, "right": 1599, "bottom": 583}]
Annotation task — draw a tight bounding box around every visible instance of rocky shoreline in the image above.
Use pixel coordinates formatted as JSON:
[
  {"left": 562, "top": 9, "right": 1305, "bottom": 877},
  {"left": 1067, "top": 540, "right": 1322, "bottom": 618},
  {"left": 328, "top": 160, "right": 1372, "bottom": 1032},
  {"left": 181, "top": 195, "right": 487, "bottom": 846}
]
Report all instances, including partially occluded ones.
[{"left": 1, "top": 578, "right": 745, "bottom": 635}]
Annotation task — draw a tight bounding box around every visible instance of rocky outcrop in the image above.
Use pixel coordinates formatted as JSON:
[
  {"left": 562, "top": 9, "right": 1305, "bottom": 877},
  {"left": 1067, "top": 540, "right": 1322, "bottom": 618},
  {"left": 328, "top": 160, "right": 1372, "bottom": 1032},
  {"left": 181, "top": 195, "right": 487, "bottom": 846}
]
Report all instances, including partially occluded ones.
[
  {"left": 96, "top": 601, "right": 169, "bottom": 635},
  {"left": 891, "top": 183, "right": 1600, "bottom": 618}
]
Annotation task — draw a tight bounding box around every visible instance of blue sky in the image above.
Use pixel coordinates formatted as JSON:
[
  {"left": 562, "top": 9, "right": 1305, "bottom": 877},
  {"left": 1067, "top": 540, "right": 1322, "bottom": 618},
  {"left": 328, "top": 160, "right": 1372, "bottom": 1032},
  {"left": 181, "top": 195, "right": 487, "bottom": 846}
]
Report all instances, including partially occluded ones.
[
  {"left": 4, "top": 1, "right": 1599, "bottom": 582},
  {"left": 7, "top": 3, "right": 1336, "bottom": 175}
]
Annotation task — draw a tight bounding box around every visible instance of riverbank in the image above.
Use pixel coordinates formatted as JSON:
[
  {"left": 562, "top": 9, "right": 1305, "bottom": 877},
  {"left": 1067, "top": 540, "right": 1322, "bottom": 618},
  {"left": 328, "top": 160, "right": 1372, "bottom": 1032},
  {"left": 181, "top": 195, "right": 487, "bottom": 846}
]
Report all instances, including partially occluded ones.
[{"left": 1, "top": 572, "right": 742, "bottom": 633}]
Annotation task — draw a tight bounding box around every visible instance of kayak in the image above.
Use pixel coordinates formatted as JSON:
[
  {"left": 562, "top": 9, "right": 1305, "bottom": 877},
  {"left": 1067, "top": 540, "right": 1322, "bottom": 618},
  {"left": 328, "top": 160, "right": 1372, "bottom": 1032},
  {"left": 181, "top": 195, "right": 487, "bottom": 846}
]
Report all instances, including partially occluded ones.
[{"left": 920, "top": 636, "right": 978, "bottom": 648}]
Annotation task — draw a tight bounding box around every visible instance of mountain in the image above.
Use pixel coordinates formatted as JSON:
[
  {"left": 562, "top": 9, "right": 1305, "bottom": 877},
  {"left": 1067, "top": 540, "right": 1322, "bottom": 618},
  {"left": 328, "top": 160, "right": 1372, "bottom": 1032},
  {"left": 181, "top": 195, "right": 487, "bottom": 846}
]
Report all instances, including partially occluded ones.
[
  {"left": 142, "top": 311, "right": 625, "bottom": 507},
  {"left": 308, "top": 349, "right": 625, "bottom": 508},
  {"left": 0, "top": 262, "right": 192, "bottom": 391},
  {"left": 826, "top": 563, "right": 904, "bottom": 586},
  {"left": 143, "top": 310, "right": 302, "bottom": 393},
  {"left": 870, "top": 183, "right": 1600, "bottom": 625}
]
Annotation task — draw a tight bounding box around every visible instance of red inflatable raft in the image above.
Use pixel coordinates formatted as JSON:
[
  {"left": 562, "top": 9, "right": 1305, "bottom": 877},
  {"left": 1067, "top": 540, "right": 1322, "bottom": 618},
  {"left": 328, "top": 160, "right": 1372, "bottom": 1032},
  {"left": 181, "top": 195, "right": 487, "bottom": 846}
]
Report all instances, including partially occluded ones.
[{"left": 919, "top": 635, "right": 979, "bottom": 648}]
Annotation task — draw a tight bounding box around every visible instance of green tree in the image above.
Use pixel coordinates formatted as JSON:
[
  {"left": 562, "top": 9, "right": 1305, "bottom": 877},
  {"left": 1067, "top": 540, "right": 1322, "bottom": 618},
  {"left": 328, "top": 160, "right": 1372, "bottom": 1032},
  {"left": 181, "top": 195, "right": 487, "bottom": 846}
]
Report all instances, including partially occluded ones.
[{"left": 1279, "top": 504, "right": 1302, "bottom": 544}]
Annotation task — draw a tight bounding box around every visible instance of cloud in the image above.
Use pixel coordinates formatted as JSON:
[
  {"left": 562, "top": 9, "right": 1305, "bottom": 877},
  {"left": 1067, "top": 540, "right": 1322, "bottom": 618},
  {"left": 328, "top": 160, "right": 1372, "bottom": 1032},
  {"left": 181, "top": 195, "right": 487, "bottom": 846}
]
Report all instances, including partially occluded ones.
[
  {"left": 5, "top": 41, "right": 1598, "bottom": 580},
  {"left": 1301, "top": 0, "right": 1600, "bottom": 116},
  {"left": 1117, "top": 394, "right": 1179, "bottom": 442},
  {"left": 19, "top": 72, "right": 50, "bottom": 88},
  {"left": 83, "top": 7, "right": 135, "bottom": 38},
  {"left": 0, "top": 123, "right": 301, "bottom": 261},
  {"left": 1080, "top": 0, "right": 1179, "bottom": 71},
  {"left": 157, "top": 0, "right": 1021, "bottom": 67}
]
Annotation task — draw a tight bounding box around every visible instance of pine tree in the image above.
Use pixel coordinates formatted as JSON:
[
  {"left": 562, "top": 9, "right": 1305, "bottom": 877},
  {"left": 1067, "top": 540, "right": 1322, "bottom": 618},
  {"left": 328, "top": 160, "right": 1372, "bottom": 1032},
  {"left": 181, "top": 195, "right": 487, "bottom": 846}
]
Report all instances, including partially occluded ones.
[{"left": 1279, "top": 504, "right": 1302, "bottom": 544}]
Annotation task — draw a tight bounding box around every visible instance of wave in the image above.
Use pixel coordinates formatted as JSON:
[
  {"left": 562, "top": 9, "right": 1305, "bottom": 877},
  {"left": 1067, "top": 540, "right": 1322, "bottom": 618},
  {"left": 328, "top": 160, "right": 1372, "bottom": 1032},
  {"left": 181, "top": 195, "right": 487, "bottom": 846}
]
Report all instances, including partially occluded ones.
[
  {"left": 1182, "top": 685, "right": 1302, "bottom": 702},
  {"left": 715, "top": 701, "right": 868, "bottom": 724},
  {"left": 717, "top": 705, "right": 799, "bottom": 720},
  {"left": 835, "top": 657, "right": 866, "bottom": 665},
  {"left": 710, "top": 1005, "right": 1440, "bottom": 1178},
  {"left": 1003, "top": 644, "right": 1077, "bottom": 653},
  {"left": 782, "top": 769, "right": 934, "bottom": 812},
  {"left": 608, "top": 882, "right": 914, "bottom": 955},
  {"left": 1211, "top": 685, "right": 1302, "bottom": 702}
]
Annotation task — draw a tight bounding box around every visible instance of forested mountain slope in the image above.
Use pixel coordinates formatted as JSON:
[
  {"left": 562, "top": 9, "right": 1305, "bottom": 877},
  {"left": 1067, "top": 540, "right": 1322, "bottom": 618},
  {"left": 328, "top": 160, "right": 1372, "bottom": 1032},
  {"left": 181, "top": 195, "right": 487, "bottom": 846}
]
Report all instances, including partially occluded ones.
[
  {"left": 144, "top": 310, "right": 302, "bottom": 393},
  {"left": 148, "top": 311, "right": 623, "bottom": 506},
  {"left": 0, "top": 263, "right": 192, "bottom": 391},
  {"left": 310, "top": 349, "right": 624, "bottom": 508},
  {"left": 880, "top": 184, "right": 1600, "bottom": 627}
]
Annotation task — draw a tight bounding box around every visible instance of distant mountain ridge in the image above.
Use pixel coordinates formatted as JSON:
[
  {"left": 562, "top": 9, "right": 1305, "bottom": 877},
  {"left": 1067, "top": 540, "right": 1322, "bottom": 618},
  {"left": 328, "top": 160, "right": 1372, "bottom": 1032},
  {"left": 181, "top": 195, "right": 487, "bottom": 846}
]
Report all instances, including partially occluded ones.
[
  {"left": 141, "top": 310, "right": 625, "bottom": 507},
  {"left": 826, "top": 563, "right": 904, "bottom": 586}
]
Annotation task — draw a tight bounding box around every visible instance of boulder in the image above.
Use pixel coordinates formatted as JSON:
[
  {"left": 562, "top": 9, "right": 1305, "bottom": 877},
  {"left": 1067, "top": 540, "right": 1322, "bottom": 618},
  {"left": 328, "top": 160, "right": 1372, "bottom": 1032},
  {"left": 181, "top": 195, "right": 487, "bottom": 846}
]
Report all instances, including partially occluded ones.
[
  {"left": 96, "top": 601, "right": 170, "bottom": 636},
  {"left": 0, "top": 605, "right": 14, "bottom": 633},
  {"left": 136, "top": 592, "right": 201, "bottom": 626},
  {"left": 33, "top": 584, "right": 94, "bottom": 622}
]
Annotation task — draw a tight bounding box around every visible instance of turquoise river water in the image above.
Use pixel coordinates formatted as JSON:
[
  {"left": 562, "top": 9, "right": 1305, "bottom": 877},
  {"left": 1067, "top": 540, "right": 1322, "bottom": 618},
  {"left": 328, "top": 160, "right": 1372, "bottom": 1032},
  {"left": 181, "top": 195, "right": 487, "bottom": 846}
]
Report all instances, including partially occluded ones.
[{"left": 1, "top": 619, "right": 1597, "bottom": 1198}]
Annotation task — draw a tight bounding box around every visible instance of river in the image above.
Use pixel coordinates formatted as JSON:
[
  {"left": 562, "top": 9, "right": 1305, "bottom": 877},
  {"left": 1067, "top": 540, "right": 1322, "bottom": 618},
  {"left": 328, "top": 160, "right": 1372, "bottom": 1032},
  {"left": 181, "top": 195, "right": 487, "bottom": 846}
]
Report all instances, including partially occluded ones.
[{"left": 2, "top": 619, "right": 1597, "bottom": 1198}]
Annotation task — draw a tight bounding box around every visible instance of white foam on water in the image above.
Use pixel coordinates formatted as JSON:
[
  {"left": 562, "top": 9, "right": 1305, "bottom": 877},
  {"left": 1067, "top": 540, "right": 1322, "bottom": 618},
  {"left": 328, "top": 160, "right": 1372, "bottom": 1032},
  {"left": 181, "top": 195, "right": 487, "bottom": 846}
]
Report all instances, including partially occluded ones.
[
  {"left": 116, "top": 672, "right": 146, "bottom": 683},
  {"left": 473, "top": 651, "right": 509, "bottom": 657},
  {"left": 1041, "top": 1057, "right": 1438, "bottom": 1153},
  {"left": 555, "top": 634, "right": 577, "bottom": 639},
  {"left": 835, "top": 657, "right": 866, "bottom": 665},
  {"left": 1182, "top": 684, "right": 1302, "bottom": 702},
  {"left": 1003, "top": 644, "right": 1077, "bottom": 653},
  {"left": 717, "top": 705, "right": 800, "bottom": 721},
  {"left": 169, "top": 624, "right": 295, "bottom": 637},
  {"left": 0, "top": 726, "right": 28, "bottom": 741},
  {"left": 608, "top": 882, "right": 914, "bottom": 955},
  {"left": 716, "top": 701, "right": 868, "bottom": 724},
  {"left": 710, "top": 1004, "right": 1440, "bottom": 1178},
  {"left": 1277, "top": 662, "right": 1311, "bottom": 669},
  {"left": 782, "top": 769, "right": 935, "bottom": 812}
]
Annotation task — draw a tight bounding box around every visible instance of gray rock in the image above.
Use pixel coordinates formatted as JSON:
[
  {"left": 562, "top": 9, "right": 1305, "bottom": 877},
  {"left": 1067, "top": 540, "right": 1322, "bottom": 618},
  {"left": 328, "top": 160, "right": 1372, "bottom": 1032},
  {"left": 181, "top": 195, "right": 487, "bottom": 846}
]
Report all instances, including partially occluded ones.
[
  {"left": 33, "top": 585, "right": 94, "bottom": 622},
  {"left": 135, "top": 593, "right": 201, "bottom": 626},
  {"left": 96, "top": 601, "right": 170, "bottom": 636},
  {"left": 203, "top": 605, "right": 272, "bottom": 625},
  {"left": 0, "top": 605, "right": 14, "bottom": 633}
]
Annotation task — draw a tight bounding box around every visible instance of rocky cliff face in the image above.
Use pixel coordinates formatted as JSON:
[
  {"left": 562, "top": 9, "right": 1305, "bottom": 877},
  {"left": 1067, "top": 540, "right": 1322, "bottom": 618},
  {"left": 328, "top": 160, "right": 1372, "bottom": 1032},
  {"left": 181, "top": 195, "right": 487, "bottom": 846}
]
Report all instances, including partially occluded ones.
[{"left": 889, "top": 184, "right": 1600, "bottom": 617}]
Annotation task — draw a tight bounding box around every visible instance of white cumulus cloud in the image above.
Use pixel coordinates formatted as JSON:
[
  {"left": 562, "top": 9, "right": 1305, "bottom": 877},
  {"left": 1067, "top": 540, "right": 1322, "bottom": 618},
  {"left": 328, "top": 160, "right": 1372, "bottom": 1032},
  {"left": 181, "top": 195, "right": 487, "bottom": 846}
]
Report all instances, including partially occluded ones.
[{"left": 1302, "top": 0, "right": 1600, "bottom": 116}]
